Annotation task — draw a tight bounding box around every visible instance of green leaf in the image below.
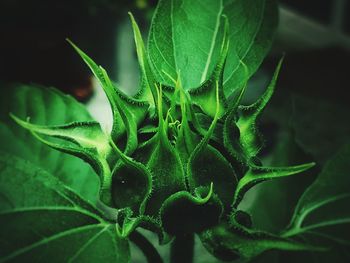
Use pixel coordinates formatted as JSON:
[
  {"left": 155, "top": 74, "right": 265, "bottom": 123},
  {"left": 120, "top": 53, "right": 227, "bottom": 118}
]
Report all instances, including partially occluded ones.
[
  {"left": 188, "top": 16, "right": 229, "bottom": 119},
  {"left": 10, "top": 116, "right": 113, "bottom": 205},
  {"left": 282, "top": 143, "right": 350, "bottom": 246},
  {"left": 67, "top": 39, "right": 124, "bottom": 140},
  {"left": 0, "top": 84, "right": 99, "bottom": 203},
  {"left": 129, "top": 12, "right": 158, "bottom": 107},
  {"left": 199, "top": 222, "right": 323, "bottom": 262},
  {"left": 232, "top": 162, "right": 315, "bottom": 208},
  {"left": 160, "top": 184, "right": 223, "bottom": 235},
  {"left": 148, "top": 0, "right": 277, "bottom": 96},
  {"left": 223, "top": 0, "right": 278, "bottom": 96},
  {"left": 10, "top": 117, "right": 111, "bottom": 177},
  {"left": 237, "top": 57, "right": 283, "bottom": 159},
  {"left": 0, "top": 153, "right": 130, "bottom": 263},
  {"left": 148, "top": 0, "right": 225, "bottom": 90}
]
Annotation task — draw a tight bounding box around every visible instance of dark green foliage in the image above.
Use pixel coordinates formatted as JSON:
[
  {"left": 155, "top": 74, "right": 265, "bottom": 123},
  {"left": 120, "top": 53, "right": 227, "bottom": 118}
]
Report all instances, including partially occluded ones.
[
  {"left": 0, "top": 153, "right": 129, "bottom": 262},
  {"left": 0, "top": 0, "right": 348, "bottom": 262}
]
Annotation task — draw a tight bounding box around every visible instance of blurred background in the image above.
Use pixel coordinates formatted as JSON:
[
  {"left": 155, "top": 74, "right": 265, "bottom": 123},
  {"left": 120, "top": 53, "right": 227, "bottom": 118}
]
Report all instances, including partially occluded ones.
[{"left": 1, "top": 0, "right": 349, "bottom": 262}]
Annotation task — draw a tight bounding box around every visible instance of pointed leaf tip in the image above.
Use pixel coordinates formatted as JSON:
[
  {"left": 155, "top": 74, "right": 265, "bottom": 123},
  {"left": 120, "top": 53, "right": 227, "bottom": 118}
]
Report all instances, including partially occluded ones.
[
  {"left": 10, "top": 113, "right": 111, "bottom": 180},
  {"left": 236, "top": 57, "right": 285, "bottom": 159},
  {"left": 129, "top": 11, "right": 158, "bottom": 106},
  {"left": 232, "top": 162, "right": 316, "bottom": 208}
]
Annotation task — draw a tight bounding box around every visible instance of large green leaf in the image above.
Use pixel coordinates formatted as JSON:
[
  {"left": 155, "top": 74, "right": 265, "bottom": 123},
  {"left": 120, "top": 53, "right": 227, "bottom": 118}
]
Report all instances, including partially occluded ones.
[
  {"left": 148, "top": 0, "right": 277, "bottom": 96},
  {"left": 188, "top": 16, "right": 229, "bottom": 119},
  {"left": 282, "top": 143, "right": 350, "bottom": 248},
  {"left": 0, "top": 84, "right": 99, "bottom": 202},
  {"left": 148, "top": 0, "right": 224, "bottom": 90},
  {"left": 0, "top": 153, "right": 130, "bottom": 263},
  {"left": 223, "top": 0, "right": 278, "bottom": 96}
]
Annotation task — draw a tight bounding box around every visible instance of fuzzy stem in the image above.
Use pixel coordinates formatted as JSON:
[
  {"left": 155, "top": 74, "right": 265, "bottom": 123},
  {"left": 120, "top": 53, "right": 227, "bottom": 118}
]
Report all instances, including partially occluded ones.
[{"left": 170, "top": 233, "right": 195, "bottom": 263}]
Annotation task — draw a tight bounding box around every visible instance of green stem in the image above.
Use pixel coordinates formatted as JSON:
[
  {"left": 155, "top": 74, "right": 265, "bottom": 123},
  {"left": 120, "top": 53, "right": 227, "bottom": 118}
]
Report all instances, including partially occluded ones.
[
  {"left": 170, "top": 233, "right": 195, "bottom": 263},
  {"left": 129, "top": 231, "right": 163, "bottom": 263}
]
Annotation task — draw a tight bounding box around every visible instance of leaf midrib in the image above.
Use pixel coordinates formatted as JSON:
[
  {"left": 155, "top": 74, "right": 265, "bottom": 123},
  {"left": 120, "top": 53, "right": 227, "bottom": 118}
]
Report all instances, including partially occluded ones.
[
  {"left": 170, "top": 0, "right": 178, "bottom": 75},
  {"left": 295, "top": 193, "right": 350, "bottom": 228},
  {"left": 0, "top": 224, "right": 109, "bottom": 263},
  {"left": 302, "top": 218, "right": 350, "bottom": 233},
  {"left": 167, "top": 0, "right": 225, "bottom": 86},
  {"left": 223, "top": 0, "right": 266, "bottom": 85},
  {"left": 67, "top": 225, "right": 109, "bottom": 263},
  {"left": 200, "top": 0, "right": 223, "bottom": 83},
  {"left": 0, "top": 206, "right": 103, "bottom": 223}
]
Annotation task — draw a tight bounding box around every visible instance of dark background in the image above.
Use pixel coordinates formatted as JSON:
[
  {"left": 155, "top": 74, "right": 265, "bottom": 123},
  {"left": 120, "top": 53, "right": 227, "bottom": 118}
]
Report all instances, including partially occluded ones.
[{"left": 0, "top": 0, "right": 156, "bottom": 99}]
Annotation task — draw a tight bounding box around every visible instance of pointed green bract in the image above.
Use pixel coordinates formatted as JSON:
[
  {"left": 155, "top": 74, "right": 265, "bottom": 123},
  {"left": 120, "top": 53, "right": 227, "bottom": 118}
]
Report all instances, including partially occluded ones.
[
  {"left": 100, "top": 67, "right": 149, "bottom": 155},
  {"left": 223, "top": 63, "right": 248, "bottom": 164},
  {"left": 0, "top": 84, "right": 99, "bottom": 203},
  {"left": 232, "top": 162, "right": 315, "bottom": 208},
  {"left": 67, "top": 39, "right": 149, "bottom": 148},
  {"left": 174, "top": 76, "right": 200, "bottom": 165},
  {"left": 10, "top": 116, "right": 110, "bottom": 157},
  {"left": 187, "top": 81, "right": 237, "bottom": 209},
  {"left": 141, "top": 84, "right": 186, "bottom": 216},
  {"left": 237, "top": 57, "right": 284, "bottom": 159},
  {"left": 189, "top": 146, "right": 238, "bottom": 210},
  {"left": 10, "top": 115, "right": 113, "bottom": 205},
  {"left": 67, "top": 39, "right": 125, "bottom": 141},
  {"left": 109, "top": 139, "right": 152, "bottom": 215},
  {"left": 129, "top": 12, "right": 158, "bottom": 107},
  {"left": 187, "top": 81, "right": 221, "bottom": 184}
]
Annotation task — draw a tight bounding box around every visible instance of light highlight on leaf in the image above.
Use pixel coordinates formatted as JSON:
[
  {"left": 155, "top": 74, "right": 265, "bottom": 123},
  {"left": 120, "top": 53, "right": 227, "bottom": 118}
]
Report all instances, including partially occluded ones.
[{"left": 237, "top": 57, "right": 284, "bottom": 159}]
